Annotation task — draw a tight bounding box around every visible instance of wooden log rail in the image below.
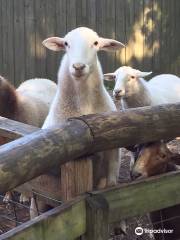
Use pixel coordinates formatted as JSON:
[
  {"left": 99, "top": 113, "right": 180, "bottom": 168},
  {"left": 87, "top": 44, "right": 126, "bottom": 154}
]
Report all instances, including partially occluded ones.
[
  {"left": 1, "top": 170, "right": 180, "bottom": 240},
  {"left": 0, "top": 116, "right": 39, "bottom": 140},
  {"left": 1, "top": 103, "right": 180, "bottom": 193}
]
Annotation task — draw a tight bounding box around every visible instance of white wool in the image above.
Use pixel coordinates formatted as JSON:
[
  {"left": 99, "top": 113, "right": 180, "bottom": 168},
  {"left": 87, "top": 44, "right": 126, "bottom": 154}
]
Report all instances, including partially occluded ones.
[
  {"left": 42, "top": 27, "right": 125, "bottom": 185},
  {"left": 105, "top": 66, "right": 180, "bottom": 108},
  {"left": 17, "top": 78, "right": 57, "bottom": 106}
]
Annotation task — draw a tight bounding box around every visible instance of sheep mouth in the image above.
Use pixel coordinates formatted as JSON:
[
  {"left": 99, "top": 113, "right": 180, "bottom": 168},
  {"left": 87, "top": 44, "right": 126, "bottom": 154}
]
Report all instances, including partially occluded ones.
[
  {"left": 72, "top": 72, "right": 86, "bottom": 78},
  {"left": 114, "top": 95, "right": 122, "bottom": 101}
]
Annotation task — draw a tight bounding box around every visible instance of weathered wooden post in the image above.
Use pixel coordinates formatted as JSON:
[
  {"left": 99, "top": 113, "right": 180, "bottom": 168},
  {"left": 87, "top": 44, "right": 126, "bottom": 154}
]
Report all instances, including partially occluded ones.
[{"left": 85, "top": 194, "right": 109, "bottom": 240}]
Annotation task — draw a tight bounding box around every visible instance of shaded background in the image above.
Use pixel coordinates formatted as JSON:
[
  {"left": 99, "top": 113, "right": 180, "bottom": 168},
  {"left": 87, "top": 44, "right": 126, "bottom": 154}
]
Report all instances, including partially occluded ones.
[{"left": 0, "top": 0, "right": 179, "bottom": 86}]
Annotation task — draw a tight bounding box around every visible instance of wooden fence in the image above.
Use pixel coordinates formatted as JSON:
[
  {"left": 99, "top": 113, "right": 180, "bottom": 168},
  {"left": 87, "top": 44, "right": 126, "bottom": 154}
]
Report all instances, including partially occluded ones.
[
  {"left": 0, "top": 0, "right": 179, "bottom": 86},
  {"left": 0, "top": 103, "right": 180, "bottom": 239}
]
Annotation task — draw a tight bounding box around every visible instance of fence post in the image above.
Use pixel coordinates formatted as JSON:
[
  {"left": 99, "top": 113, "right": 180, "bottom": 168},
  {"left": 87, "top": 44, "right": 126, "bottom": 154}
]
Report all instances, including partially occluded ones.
[{"left": 85, "top": 194, "right": 109, "bottom": 240}]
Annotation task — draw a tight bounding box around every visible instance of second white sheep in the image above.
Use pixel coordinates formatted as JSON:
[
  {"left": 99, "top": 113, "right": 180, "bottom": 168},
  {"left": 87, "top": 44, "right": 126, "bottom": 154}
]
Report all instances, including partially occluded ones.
[{"left": 104, "top": 66, "right": 180, "bottom": 108}]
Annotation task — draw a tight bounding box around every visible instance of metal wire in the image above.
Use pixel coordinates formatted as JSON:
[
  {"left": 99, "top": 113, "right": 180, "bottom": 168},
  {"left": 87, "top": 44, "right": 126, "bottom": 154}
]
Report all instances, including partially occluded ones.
[
  {"left": 32, "top": 190, "right": 63, "bottom": 204},
  {"left": 0, "top": 214, "right": 22, "bottom": 225},
  {"left": 0, "top": 189, "right": 63, "bottom": 231},
  {"left": 0, "top": 194, "right": 31, "bottom": 210}
]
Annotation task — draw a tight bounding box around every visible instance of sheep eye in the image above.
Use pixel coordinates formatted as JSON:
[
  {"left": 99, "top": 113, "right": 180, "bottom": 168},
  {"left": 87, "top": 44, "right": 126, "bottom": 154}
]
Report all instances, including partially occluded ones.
[
  {"left": 94, "top": 41, "right": 98, "bottom": 46},
  {"left": 64, "top": 41, "right": 68, "bottom": 47},
  {"left": 131, "top": 76, "right": 135, "bottom": 79}
]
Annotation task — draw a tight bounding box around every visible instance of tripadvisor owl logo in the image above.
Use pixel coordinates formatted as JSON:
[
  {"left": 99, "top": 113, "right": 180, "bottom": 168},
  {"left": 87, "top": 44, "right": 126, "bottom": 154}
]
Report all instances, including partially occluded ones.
[
  {"left": 135, "top": 226, "right": 174, "bottom": 235},
  {"left": 135, "top": 227, "right": 143, "bottom": 235}
]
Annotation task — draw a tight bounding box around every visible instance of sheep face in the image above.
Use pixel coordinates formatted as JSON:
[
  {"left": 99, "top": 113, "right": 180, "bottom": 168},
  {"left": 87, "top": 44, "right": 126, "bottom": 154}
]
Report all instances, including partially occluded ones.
[
  {"left": 43, "top": 27, "right": 124, "bottom": 81},
  {"left": 104, "top": 66, "right": 152, "bottom": 100},
  {"left": 131, "top": 142, "right": 172, "bottom": 179}
]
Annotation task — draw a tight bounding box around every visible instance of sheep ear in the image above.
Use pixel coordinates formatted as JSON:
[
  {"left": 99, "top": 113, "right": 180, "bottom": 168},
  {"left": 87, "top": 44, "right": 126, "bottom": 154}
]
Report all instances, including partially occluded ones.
[
  {"left": 42, "top": 37, "right": 65, "bottom": 51},
  {"left": 99, "top": 38, "right": 125, "bottom": 52},
  {"left": 104, "top": 73, "right": 116, "bottom": 81},
  {"left": 137, "top": 71, "right": 152, "bottom": 78}
]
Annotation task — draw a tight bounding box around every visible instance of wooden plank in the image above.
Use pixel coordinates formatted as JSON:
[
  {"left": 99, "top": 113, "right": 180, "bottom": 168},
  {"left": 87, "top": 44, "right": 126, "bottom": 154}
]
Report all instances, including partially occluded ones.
[
  {"left": 76, "top": 0, "right": 82, "bottom": 27},
  {"left": 105, "top": 0, "right": 116, "bottom": 73},
  {"left": 81, "top": 0, "right": 88, "bottom": 26},
  {"left": 0, "top": 0, "right": 2, "bottom": 74},
  {"left": 0, "top": 197, "right": 86, "bottom": 240},
  {"left": 0, "top": 117, "right": 39, "bottom": 140},
  {"left": 168, "top": 0, "right": 180, "bottom": 75},
  {"left": 152, "top": 0, "right": 161, "bottom": 74},
  {"left": 1, "top": 0, "right": 7, "bottom": 79},
  {"left": 94, "top": 170, "right": 180, "bottom": 223},
  {"left": 34, "top": 0, "right": 46, "bottom": 78},
  {"left": 45, "top": 0, "right": 57, "bottom": 81},
  {"left": 133, "top": 0, "right": 144, "bottom": 69},
  {"left": 86, "top": 0, "right": 96, "bottom": 29},
  {"left": 6, "top": 0, "right": 15, "bottom": 84},
  {"left": 55, "top": 0, "right": 67, "bottom": 35},
  {"left": 174, "top": 0, "right": 180, "bottom": 75},
  {"left": 143, "top": 0, "right": 153, "bottom": 71},
  {"left": 1, "top": 0, "right": 15, "bottom": 84},
  {"left": 96, "top": 0, "right": 107, "bottom": 72},
  {"left": 55, "top": 0, "right": 67, "bottom": 82},
  {"left": 115, "top": 0, "right": 126, "bottom": 68},
  {"left": 85, "top": 194, "right": 109, "bottom": 240},
  {"left": 61, "top": 158, "right": 93, "bottom": 201},
  {"left": 124, "top": 0, "right": 134, "bottom": 66},
  {"left": 24, "top": 0, "right": 36, "bottom": 80},
  {"left": 159, "top": 0, "right": 167, "bottom": 73},
  {"left": 66, "top": 0, "right": 76, "bottom": 31},
  {"left": 13, "top": 0, "right": 25, "bottom": 86}
]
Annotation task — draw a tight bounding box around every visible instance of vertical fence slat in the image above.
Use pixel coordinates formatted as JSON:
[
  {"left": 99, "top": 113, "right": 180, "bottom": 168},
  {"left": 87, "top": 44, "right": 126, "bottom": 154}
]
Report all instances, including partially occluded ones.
[
  {"left": 85, "top": 194, "right": 109, "bottom": 240},
  {"left": 2, "top": 0, "right": 15, "bottom": 84},
  {"left": 106, "top": 0, "right": 116, "bottom": 73},
  {"left": 133, "top": 0, "right": 144, "bottom": 69},
  {"left": 76, "top": 0, "right": 88, "bottom": 27},
  {"left": 24, "top": 0, "right": 35, "bottom": 80},
  {"left": 66, "top": 0, "right": 76, "bottom": 31},
  {"left": 143, "top": 0, "right": 153, "bottom": 71},
  {"left": 86, "top": 0, "right": 96, "bottom": 29},
  {"left": 161, "top": 0, "right": 171, "bottom": 73},
  {"left": 35, "top": 0, "right": 46, "bottom": 78},
  {"left": 96, "top": 0, "right": 107, "bottom": 72},
  {"left": 14, "top": 0, "right": 25, "bottom": 85},
  {"left": 174, "top": 0, "right": 180, "bottom": 74},
  {"left": 124, "top": 0, "right": 134, "bottom": 66},
  {"left": 152, "top": 0, "right": 161, "bottom": 74},
  {"left": 45, "top": 0, "right": 57, "bottom": 81},
  {"left": 0, "top": 0, "right": 2, "bottom": 75},
  {"left": 55, "top": 0, "right": 67, "bottom": 82},
  {"left": 115, "top": 0, "right": 126, "bottom": 67}
]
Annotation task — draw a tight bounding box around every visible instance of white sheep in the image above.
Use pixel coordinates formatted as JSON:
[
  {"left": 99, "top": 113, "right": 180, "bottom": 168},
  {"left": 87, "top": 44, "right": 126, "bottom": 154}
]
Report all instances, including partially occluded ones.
[
  {"left": 28, "top": 27, "right": 124, "bottom": 219},
  {"left": 104, "top": 66, "right": 180, "bottom": 108},
  {"left": 42, "top": 27, "right": 124, "bottom": 187},
  {"left": 0, "top": 77, "right": 57, "bottom": 204},
  {"left": 104, "top": 66, "right": 180, "bottom": 174}
]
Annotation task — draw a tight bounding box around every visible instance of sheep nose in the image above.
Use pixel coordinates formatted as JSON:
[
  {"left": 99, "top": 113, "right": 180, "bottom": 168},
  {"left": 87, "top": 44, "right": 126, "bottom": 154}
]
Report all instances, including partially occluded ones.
[
  {"left": 73, "top": 63, "right": 86, "bottom": 71},
  {"left": 130, "top": 170, "right": 142, "bottom": 180}
]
